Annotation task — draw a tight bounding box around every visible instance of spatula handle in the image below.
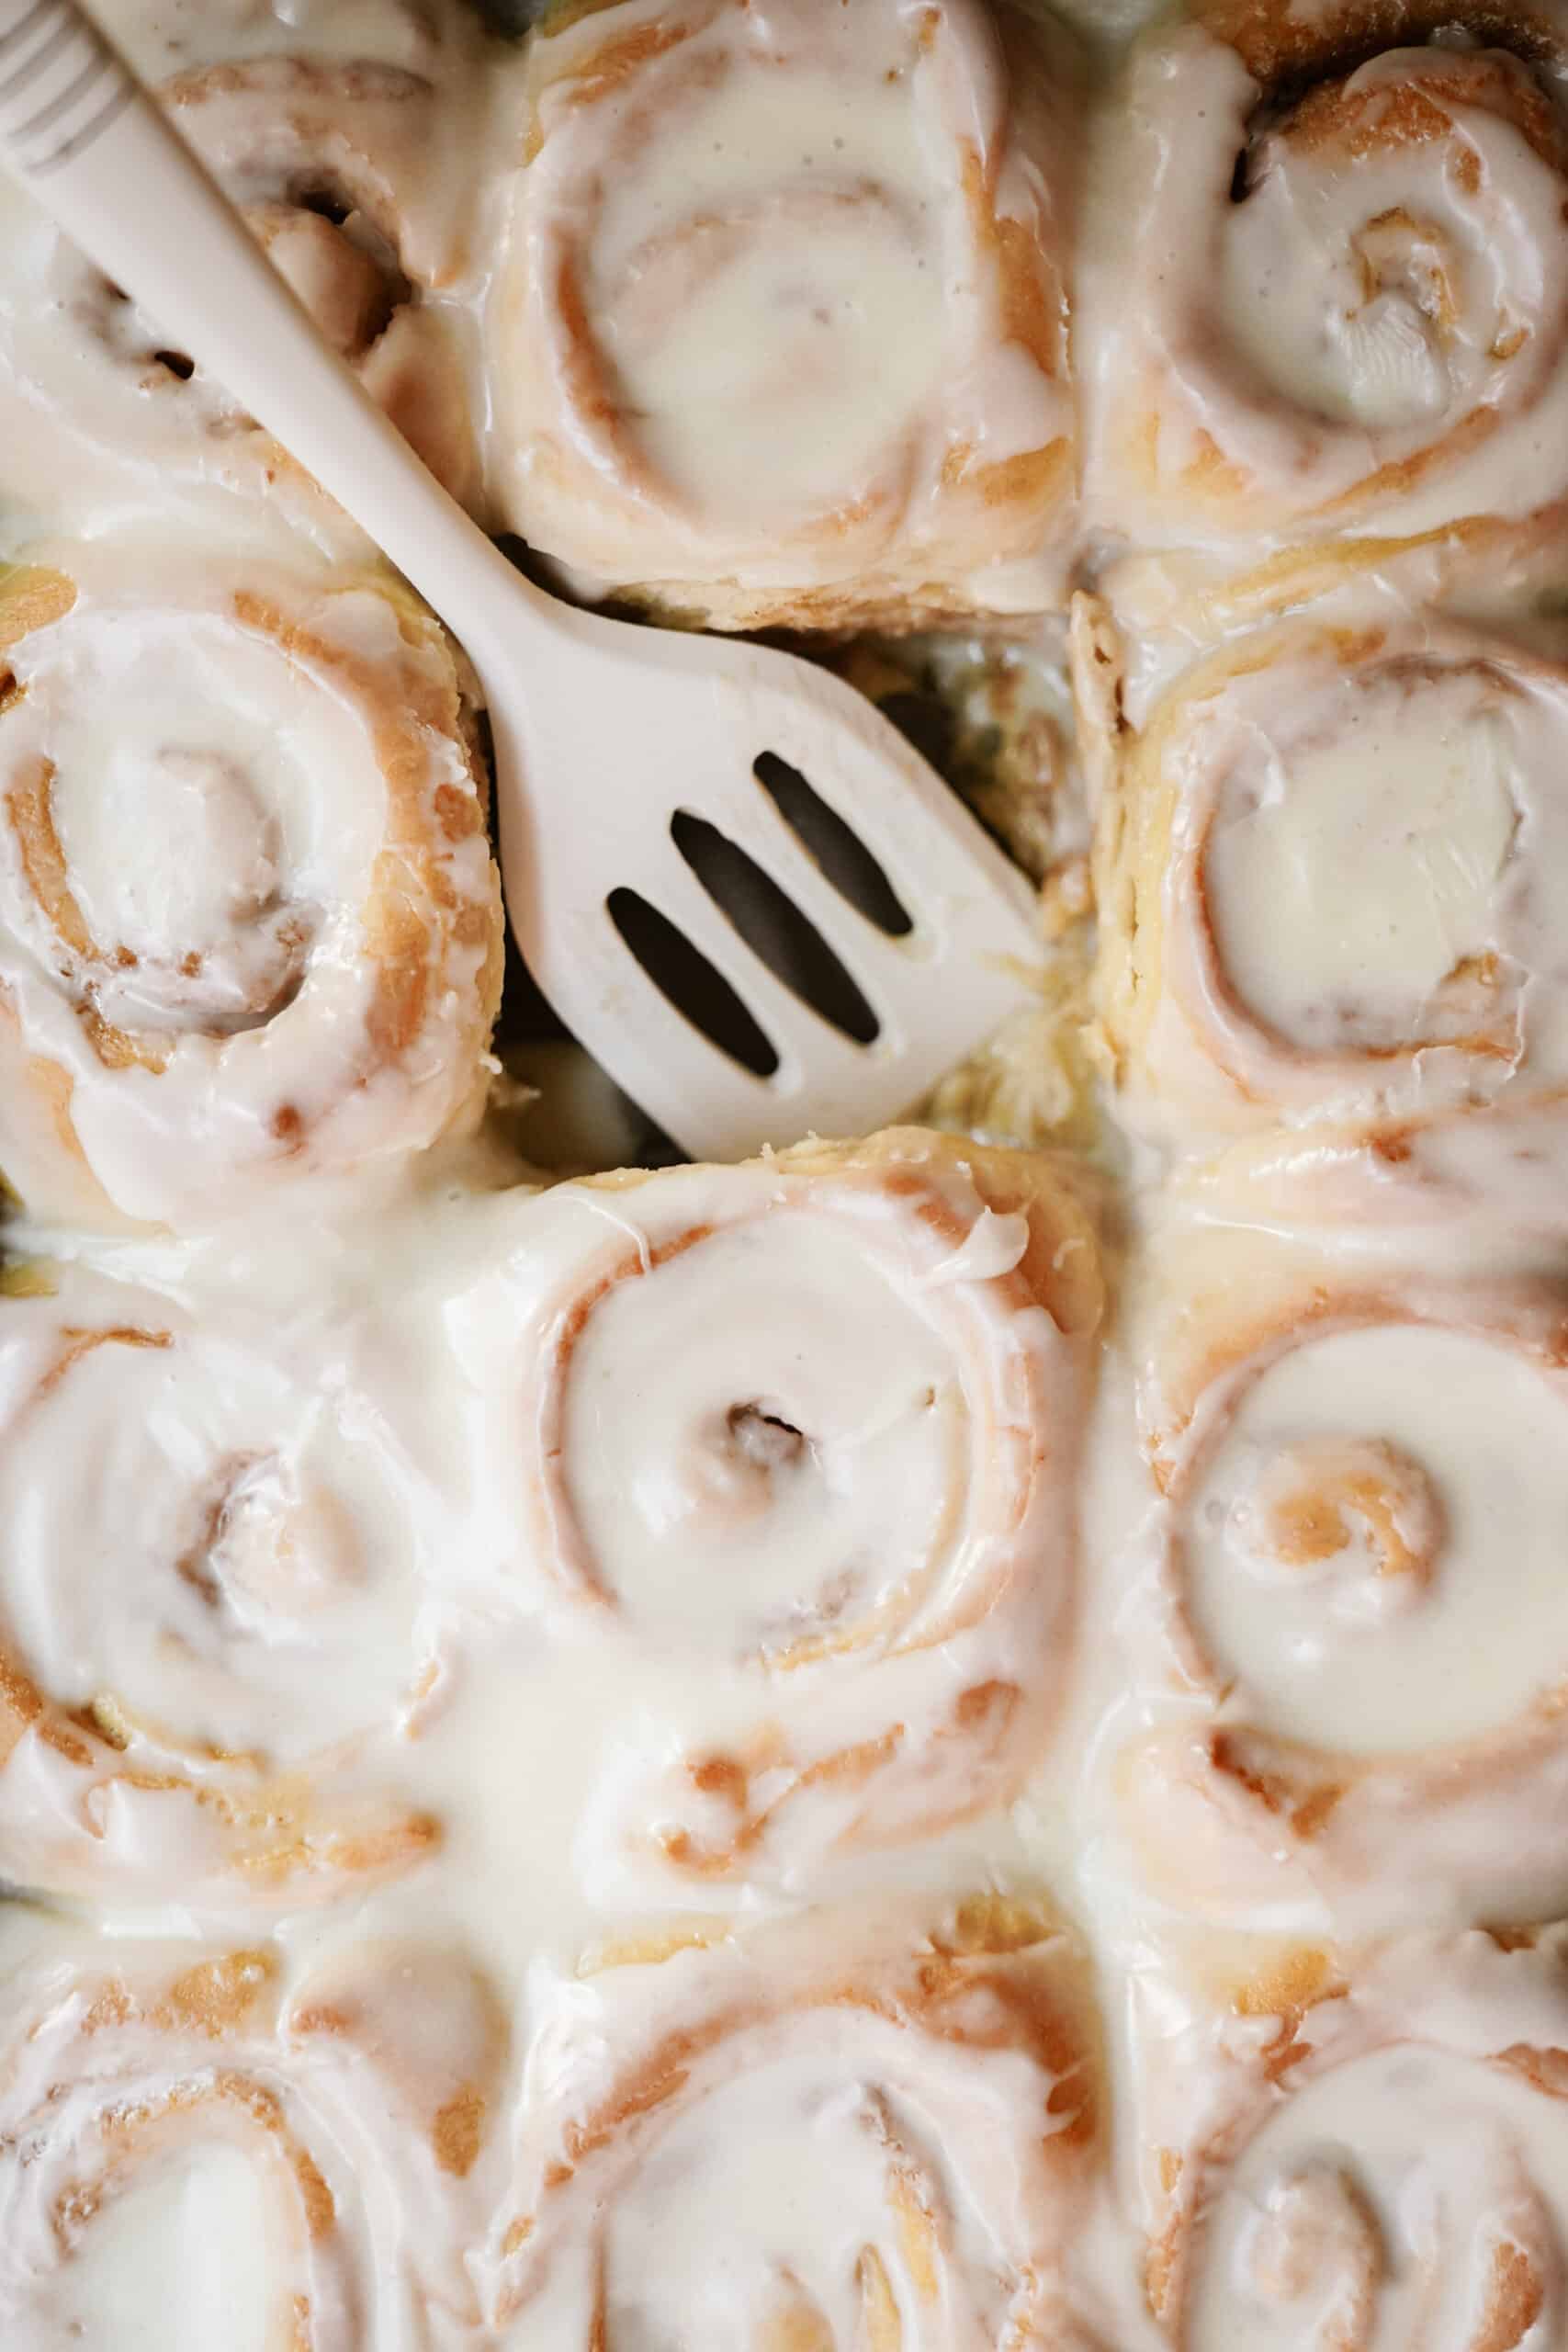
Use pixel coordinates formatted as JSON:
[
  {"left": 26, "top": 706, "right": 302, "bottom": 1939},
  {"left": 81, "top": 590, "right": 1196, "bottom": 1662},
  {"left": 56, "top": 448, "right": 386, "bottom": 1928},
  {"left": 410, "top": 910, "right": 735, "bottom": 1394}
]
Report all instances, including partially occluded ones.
[{"left": 0, "top": 0, "right": 536, "bottom": 639}]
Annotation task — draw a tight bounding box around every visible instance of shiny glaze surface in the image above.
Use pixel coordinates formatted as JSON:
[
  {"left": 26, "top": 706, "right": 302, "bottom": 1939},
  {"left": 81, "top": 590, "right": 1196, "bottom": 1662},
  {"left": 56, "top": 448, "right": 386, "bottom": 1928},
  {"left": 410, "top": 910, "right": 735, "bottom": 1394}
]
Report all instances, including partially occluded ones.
[{"left": 4, "top": 3, "right": 1568, "bottom": 2346}]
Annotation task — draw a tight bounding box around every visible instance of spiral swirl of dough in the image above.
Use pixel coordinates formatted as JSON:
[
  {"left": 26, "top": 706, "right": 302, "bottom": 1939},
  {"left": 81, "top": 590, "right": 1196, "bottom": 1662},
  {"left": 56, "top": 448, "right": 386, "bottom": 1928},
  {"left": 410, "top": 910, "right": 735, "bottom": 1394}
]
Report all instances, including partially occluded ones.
[
  {"left": 1145, "top": 1929, "right": 1568, "bottom": 2352},
  {"left": 0, "top": 1252, "right": 457, "bottom": 1906},
  {"left": 0, "top": 544, "right": 503, "bottom": 1230},
  {"left": 0, "top": 1930, "right": 503, "bottom": 2350},
  {"left": 450, "top": 1129, "right": 1100, "bottom": 1898},
  {"left": 491, "top": 0, "right": 1079, "bottom": 631},
  {"left": 1090, "top": 2, "right": 1568, "bottom": 560},
  {"left": 485, "top": 1895, "right": 1101, "bottom": 2350},
  {"left": 1091, "top": 612, "right": 1568, "bottom": 1150},
  {"left": 1118, "top": 1238, "right": 1568, "bottom": 1929}
]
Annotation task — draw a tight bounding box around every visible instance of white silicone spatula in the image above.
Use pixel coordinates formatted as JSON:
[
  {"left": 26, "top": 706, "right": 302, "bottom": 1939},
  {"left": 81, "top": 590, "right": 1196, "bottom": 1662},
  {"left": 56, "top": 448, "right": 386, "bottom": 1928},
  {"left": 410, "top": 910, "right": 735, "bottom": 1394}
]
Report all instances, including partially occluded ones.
[{"left": 0, "top": 0, "right": 1043, "bottom": 1159}]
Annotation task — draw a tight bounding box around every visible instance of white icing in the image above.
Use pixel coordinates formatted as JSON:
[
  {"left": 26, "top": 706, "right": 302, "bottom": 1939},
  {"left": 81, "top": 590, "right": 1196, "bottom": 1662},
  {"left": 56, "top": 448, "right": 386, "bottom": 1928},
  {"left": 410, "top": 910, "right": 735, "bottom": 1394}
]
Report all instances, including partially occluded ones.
[
  {"left": 485, "top": 1916, "right": 1099, "bottom": 2348},
  {"left": 43, "top": 2141, "right": 284, "bottom": 2352},
  {"left": 560, "top": 1214, "right": 966, "bottom": 1658},
  {"left": 0, "top": 7, "right": 1563, "bottom": 2350},
  {"left": 0, "top": 539, "right": 501, "bottom": 1228},
  {"left": 580, "top": 72, "right": 951, "bottom": 529},
  {"left": 1204, "top": 680, "right": 1518, "bottom": 1058},
  {"left": 1183, "top": 1323, "right": 1568, "bottom": 1755},
  {"left": 434, "top": 1145, "right": 1091, "bottom": 1903},
  {"left": 1086, "top": 28, "right": 1568, "bottom": 547},
  {"left": 1123, "top": 621, "right": 1568, "bottom": 1142},
  {"left": 0, "top": 1262, "right": 434, "bottom": 1771},
  {"left": 1187, "top": 2042, "right": 1568, "bottom": 2352},
  {"left": 0, "top": 1933, "right": 500, "bottom": 2351},
  {"left": 586, "top": 2014, "right": 1062, "bottom": 2350},
  {"left": 485, "top": 0, "right": 1077, "bottom": 619}
]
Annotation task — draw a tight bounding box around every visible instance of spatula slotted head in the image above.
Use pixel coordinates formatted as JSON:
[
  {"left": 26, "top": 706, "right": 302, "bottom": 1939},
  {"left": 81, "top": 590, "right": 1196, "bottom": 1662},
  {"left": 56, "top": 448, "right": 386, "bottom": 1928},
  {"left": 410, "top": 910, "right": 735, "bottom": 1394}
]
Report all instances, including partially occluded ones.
[{"left": 492, "top": 618, "right": 1043, "bottom": 1160}]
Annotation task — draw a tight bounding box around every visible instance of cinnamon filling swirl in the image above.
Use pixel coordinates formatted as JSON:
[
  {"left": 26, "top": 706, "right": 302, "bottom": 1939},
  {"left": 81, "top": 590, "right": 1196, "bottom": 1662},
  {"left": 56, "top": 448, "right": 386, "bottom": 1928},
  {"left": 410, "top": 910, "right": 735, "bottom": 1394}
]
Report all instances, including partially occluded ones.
[
  {"left": 0, "top": 1933, "right": 503, "bottom": 2348},
  {"left": 490, "top": 0, "right": 1081, "bottom": 630},
  {"left": 485, "top": 1895, "right": 1101, "bottom": 2350},
  {"left": 0, "top": 1259, "right": 443, "bottom": 1906},
  {"left": 1148, "top": 1930, "right": 1568, "bottom": 2352},
  {"left": 1091, "top": 3, "right": 1568, "bottom": 553},
  {"left": 0, "top": 546, "right": 503, "bottom": 1228},
  {"left": 1119, "top": 1241, "right": 1568, "bottom": 1928},
  {"left": 1091, "top": 615, "right": 1568, "bottom": 1147},
  {"left": 452, "top": 1130, "right": 1100, "bottom": 1894}
]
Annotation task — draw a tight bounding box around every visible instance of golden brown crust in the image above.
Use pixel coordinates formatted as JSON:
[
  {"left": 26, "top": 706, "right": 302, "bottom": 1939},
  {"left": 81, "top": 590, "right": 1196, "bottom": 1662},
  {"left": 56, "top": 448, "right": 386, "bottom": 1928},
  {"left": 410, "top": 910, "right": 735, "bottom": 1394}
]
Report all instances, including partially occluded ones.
[{"left": 1195, "top": 0, "right": 1568, "bottom": 85}]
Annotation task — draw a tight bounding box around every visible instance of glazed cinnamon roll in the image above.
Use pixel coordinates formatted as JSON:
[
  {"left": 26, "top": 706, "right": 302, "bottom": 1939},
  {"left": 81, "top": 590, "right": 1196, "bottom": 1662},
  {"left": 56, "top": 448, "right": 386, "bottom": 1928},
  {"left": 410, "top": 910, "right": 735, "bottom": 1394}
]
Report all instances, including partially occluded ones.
[
  {"left": 1090, "top": 1, "right": 1568, "bottom": 568},
  {"left": 0, "top": 32, "right": 484, "bottom": 518},
  {"left": 1118, "top": 1233, "right": 1568, "bottom": 1931},
  {"left": 1143, "top": 1927, "right": 1568, "bottom": 2350},
  {"left": 451, "top": 1129, "right": 1101, "bottom": 1900},
  {"left": 491, "top": 0, "right": 1081, "bottom": 632},
  {"left": 1089, "top": 608, "right": 1568, "bottom": 1149},
  {"left": 484, "top": 1894, "right": 1102, "bottom": 2346},
  {"left": 0, "top": 1258, "right": 443, "bottom": 1906},
  {"left": 0, "top": 1929, "right": 503, "bottom": 2346},
  {"left": 0, "top": 544, "right": 504, "bottom": 1230}
]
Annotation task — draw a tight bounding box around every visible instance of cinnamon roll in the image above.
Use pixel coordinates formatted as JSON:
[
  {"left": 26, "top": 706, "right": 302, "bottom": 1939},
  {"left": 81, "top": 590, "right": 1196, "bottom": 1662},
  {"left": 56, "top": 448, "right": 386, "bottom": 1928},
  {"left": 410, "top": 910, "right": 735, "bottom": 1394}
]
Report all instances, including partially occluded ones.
[
  {"left": 451, "top": 1128, "right": 1101, "bottom": 1898},
  {"left": 0, "top": 37, "right": 483, "bottom": 518},
  {"left": 485, "top": 1893, "right": 1102, "bottom": 2346},
  {"left": 1089, "top": 609, "right": 1568, "bottom": 1149},
  {"left": 0, "top": 544, "right": 504, "bottom": 1230},
  {"left": 491, "top": 0, "right": 1081, "bottom": 632},
  {"left": 0, "top": 1257, "right": 444, "bottom": 1906},
  {"left": 1090, "top": 1, "right": 1568, "bottom": 569},
  {"left": 1144, "top": 1926, "right": 1568, "bottom": 2350},
  {"left": 1118, "top": 1233, "right": 1568, "bottom": 1930},
  {"left": 0, "top": 1929, "right": 502, "bottom": 2346}
]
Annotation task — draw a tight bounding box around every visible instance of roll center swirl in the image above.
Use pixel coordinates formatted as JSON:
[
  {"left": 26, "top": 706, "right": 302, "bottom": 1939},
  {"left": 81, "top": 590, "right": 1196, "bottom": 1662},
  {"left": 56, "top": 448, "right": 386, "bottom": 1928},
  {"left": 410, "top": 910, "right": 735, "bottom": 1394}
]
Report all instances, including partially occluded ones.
[
  {"left": 44, "top": 742, "right": 310, "bottom": 1037},
  {"left": 1224, "top": 1433, "right": 1442, "bottom": 1623}
]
